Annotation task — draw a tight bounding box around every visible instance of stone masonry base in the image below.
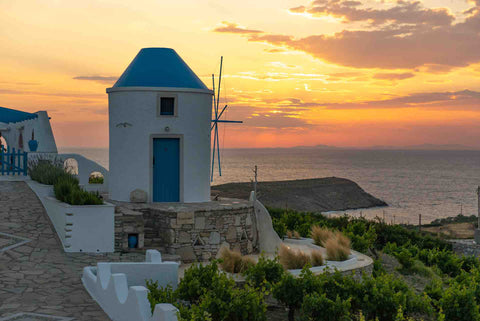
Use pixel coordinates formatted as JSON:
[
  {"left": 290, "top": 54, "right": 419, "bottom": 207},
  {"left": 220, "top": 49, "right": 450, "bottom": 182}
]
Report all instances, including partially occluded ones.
[{"left": 112, "top": 198, "right": 258, "bottom": 263}]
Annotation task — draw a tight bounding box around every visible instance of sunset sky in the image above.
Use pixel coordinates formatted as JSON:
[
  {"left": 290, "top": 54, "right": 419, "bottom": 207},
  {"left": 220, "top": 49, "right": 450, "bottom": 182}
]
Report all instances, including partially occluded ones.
[{"left": 1, "top": 0, "right": 479, "bottom": 148}]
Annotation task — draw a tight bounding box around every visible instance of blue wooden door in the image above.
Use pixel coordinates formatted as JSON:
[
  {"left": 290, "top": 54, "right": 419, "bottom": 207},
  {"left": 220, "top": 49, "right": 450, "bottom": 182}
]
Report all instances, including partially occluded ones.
[{"left": 153, "top": 138, "right": 180, "bottom": 202}]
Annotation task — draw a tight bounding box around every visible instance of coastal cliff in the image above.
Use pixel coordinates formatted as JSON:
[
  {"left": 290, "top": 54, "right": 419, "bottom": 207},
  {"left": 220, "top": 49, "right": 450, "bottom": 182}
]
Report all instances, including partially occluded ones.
[{"left": 212, "top": 177, "right": 387, "bottom": 213}]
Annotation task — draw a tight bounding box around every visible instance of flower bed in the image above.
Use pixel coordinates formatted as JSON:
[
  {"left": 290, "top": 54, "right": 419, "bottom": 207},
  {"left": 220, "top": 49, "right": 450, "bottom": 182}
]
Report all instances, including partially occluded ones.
[{"left": 27, "top": 159, "right": 113, "bottom": 253}]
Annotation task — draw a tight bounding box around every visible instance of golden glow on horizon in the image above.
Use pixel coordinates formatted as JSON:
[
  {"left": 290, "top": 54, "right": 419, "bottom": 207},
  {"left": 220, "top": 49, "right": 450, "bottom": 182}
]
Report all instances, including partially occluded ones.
[{"left": 0, "top": 0, "right": 479, "bottom": 148}]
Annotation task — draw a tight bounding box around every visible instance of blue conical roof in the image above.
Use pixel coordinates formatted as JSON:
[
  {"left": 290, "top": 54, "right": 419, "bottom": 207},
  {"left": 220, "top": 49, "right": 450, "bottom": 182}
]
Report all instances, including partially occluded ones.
[{"left": 113, "top": 48, "right": 208, "bottom": 90}]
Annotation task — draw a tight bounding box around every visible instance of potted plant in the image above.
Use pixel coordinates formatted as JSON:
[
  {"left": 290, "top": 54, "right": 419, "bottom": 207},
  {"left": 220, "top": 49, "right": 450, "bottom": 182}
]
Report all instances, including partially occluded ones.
[{"left": 28, "top": 129, "right": 38, "bottom": 152}]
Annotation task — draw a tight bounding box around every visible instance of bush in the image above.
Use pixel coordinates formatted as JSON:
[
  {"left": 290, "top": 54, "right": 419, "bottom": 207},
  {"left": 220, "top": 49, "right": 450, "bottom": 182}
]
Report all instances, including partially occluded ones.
[
  {"left": 54, "top": 175, "right": 78, "bottom": 203},
  {"left": 88, "top": 175, "right": 104, "bottom": 184},
  {"left": 219, "top": 247, "right": 255, "bottom": 274},
  {"left": 358, "top": 274, "right": 431, "bottom": 321},
  {"left": 273, "top": 272, "right": 305, "bottom": 321},
  {"left": 244, "top": 254, "right": 284, "bottom": 289},
  {"left": 344, "top": 220, "right": 376, "bottom": 253},
  {"left": 325, "top": 237, "right": 350, "bottom": 261},
  {"left": 440, "top": 283, "right": 480, "bottom": 321},
  {"left": 29, "top": 159, "right": 66, "bottom": 185},
  {"left": 154, "top": 261, "right": 267, "bottom": 321},
  {"left": 300, "top": 293, "right": 351, "bottom": 321},
  {"left": 145, "top": 281, "right": 177, "bottom": 313},
  {"left": 279, "top": 244, "right": 311, "bottom": 269},
  {"left": 272, "top": 218, "right": 287, "bottom": 238},
  {"left": 310, "top": 249, "right": 324, "bottom": 267},
  {"left": 177, "top": 261, "right": 221, "bottom": 303},
  {"left": 311, "top": 226, "right": 334, "bottom": 246},
  {"left": 395, "top": 248, "right": 415, "bottom": 271}
]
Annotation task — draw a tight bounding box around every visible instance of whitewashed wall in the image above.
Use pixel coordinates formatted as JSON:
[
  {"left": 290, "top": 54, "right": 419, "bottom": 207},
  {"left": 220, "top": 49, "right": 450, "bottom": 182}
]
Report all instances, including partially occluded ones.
[
  {"left": 0, "top": 111, "right": 57, "bottom": 153},
  {"left": 28, "top": 181, "right": 114, "bottom": 253},
  {"left": 107, "top": 87, "right": 212, "bottom": 203},
  {"left": 82, "top": 250, "right": 179, "bottom": 321}
]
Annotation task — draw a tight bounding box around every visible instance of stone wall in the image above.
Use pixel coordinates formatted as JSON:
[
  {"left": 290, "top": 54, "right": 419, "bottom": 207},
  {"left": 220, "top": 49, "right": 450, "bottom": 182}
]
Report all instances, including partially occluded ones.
[
  {"left": 114, "top": 199, "right": 257, "bottom": 263},
  {"left": 449, "top": 239, "right": 480, "bottom": 257}
]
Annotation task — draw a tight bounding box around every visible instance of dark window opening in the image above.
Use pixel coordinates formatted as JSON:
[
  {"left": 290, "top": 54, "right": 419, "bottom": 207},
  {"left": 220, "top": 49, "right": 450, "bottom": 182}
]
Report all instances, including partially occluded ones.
[{"left": 160, "top": 97, "right": 175, "bottom": 115}]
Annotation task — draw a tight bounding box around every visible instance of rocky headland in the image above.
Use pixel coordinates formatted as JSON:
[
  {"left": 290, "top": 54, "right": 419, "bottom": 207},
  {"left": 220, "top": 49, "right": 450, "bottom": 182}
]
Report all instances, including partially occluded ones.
[{"left": 212, "top": 177, "right": 387, "bottom": 213}]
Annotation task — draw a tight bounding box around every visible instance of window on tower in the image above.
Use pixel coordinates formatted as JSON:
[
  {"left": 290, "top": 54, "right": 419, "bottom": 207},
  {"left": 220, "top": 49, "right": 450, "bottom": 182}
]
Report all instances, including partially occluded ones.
[{"left": 160, "top": 97, "right": 175, "bottom": 116}]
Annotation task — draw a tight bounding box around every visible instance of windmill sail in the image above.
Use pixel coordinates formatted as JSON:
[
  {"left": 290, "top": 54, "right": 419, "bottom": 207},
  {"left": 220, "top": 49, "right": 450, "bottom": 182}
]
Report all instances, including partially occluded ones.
[{"left": 211, "top": 57, "right": 242, "bottom": 181}]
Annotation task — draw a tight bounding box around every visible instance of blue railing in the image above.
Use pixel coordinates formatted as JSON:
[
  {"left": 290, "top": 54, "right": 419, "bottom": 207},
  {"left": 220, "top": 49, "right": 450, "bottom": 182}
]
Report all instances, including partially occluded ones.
[{"left": 0, "top": 146, "right": 28, "bottom": 176}]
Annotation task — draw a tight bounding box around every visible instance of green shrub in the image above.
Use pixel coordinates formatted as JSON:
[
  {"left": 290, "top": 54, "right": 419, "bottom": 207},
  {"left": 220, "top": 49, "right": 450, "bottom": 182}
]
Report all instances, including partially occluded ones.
[
  {"left": 372, "top": 258, "right": 386, "bottom": 277},
  {"left": 54, "top": 175, "right": 78, "bottom": 203},
  {"left": 177, "top": 261, "right": 221, "bottom": 303},
  {"left": 244, "top": 254, "right": 284, "bottom": 289},
  {"left": 29, "top": 159, "right": 66, "bottom": 185},
  {"left": 357, "top": 274, "right": 431, "bottom": 321},
  {"left": 145, "top": 281, "right": 177, "bottom": 313},
  {"left": 273, "top": 272, "right": 305, "bottom": 321},
  {"left": 300, "top": 293, "right": 351, "bottom": 321},
  {"left": 88, "top": 175, "right": 104, "bottom": 184},
  {"left": 395, "top": 249, "right": 415, "bottom": 271},
  {"left": 272, "top": 218, "right": 287, "bottom": 238},
  {"left": 440, "top": 283, "right": 480, "bottom": 321},
  {"left": 424, "top": 278, "right": 444, "bottom": 303},
  {"left": 344, "top": 220, "right": 376, "bottom": 253}
]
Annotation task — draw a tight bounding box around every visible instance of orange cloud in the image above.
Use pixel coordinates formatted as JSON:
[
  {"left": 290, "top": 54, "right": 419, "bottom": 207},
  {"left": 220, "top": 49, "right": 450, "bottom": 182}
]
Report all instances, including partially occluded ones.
[
  {"left": 216, "top": 1, "right": 480, "bottom": 70},
  {"left": 213, "top": 21, "right": 263, "bottom": 34}
]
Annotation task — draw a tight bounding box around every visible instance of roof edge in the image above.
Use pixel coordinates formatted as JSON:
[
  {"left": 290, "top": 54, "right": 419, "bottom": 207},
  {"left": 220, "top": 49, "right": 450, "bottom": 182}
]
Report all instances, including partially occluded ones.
[{"left": 106, "top": 86, "right": 213, "bottom": 95}]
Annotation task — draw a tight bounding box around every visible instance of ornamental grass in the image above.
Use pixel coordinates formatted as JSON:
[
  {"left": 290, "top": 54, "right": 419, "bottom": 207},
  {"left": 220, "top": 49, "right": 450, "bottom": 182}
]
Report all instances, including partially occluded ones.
[
  {"left": 219, "top": 247, "right": 255, "bottom": 274},
  {"left": 311, "top": 225, "right": 334, "bottom": 246},
  {"left": 325, "top": 236, "right": 351, "bottom": 261}
]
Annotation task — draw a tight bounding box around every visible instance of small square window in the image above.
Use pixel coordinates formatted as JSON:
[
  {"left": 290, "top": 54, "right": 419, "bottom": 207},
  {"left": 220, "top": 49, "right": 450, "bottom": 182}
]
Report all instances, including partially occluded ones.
[{"left": 160, "top": 97, "right": 175, "bottom": 115}]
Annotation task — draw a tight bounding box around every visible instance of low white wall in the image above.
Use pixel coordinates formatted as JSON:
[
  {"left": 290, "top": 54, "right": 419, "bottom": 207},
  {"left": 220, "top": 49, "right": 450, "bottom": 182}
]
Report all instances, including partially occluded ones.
[
  {"left": 28, "top": 181, "right": 114, "bottom": 253},
  {"left": 82, "top": 250, "right": 179, "bottom": 321}
]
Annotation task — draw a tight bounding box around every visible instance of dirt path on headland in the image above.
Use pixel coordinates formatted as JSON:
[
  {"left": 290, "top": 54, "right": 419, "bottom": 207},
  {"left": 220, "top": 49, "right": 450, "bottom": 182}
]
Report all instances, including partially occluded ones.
[{"left": 212, "top": 177, "right": 387, "bottom": 213}]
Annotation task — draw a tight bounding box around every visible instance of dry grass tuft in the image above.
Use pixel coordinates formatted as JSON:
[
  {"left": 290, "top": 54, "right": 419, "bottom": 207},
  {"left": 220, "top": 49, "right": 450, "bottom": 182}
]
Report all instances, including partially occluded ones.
[
  {"left": 293, "top": 231, "right": 301, "bottom": 239},
  {"left": 286, "top": 230, "right": 293, "bottom": 239},
  {"left": 311, "top": 226, "right": 334, "bottom": 246},
  {"left": 325, "top": 237, "right": 351, "bottom": 261},
  {"left": 310, "top": 249, "right": 324, "bottom": 267},
  {"left": 334, "top": 231, "right": 351, "bottom": 249},
  {"left": 219, "top": 247, "right": 255, "bottom": 273},
  {"left": 279, "top": 244, "right": 310, "bottom": 269}
]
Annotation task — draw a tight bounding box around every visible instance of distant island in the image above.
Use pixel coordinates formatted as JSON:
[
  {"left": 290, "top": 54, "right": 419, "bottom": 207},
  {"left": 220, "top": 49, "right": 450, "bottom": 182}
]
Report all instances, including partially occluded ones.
[
  {"left": 290, "top": 143, "right": 480, "bottom": 151},
  {"left": 212, "top": 177, "right": 387, "bottom": 213}
]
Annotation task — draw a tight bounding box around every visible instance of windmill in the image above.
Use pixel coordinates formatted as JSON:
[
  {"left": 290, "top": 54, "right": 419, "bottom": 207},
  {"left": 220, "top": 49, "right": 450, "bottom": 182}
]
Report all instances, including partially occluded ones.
[{"left": 211, "top": 56, "right": 242, "bottom": 181}]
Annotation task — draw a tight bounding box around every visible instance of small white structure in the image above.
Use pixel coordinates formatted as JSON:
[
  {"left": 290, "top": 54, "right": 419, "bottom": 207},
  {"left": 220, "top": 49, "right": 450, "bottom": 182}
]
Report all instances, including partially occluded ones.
[
  {"left": 82, "top": 250, "right": 179, "bottom": 321},
  {"left": 0, "top": 107, "right": 57, "bottom": 153},
  {"left": 107, "top": 48, "right": 213, "bottom": 203}
]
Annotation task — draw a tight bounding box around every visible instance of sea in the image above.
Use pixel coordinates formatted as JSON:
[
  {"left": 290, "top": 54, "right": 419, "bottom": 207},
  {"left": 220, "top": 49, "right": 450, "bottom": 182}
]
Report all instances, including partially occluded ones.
[{"left": 59, "top": 147, "right": 480, "bottom": 224}]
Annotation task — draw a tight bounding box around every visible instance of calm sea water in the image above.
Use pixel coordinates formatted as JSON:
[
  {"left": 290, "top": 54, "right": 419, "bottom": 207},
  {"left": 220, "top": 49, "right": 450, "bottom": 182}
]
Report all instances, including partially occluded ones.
[{"left": 59, "top": 147, "right": 480, "bottom": 223}]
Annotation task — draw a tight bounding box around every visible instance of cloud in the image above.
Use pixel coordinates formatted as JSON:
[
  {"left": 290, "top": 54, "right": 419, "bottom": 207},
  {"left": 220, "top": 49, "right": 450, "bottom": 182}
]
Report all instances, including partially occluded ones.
[
  {"left": 73, "top": 76, "right": 118, "bottom": 84},
  {"left": 319, "top": 89, "right": 480, "bottom": 109},
  {"left": 244, "top": 113, "right": 311, "bottom": 129},
  {"left": 289, "top": 0, "right": 455, "bottom": 26},
  {"left": 213, "top": 21, "right": 263, "bottom": 34},
  {"left": 0, "top": 89, "right": 104, "bottom": 98},
  {"left": 215, "top": 1, "right": 480, "bottom": 70},
  {"left": 373, "top": 72, "right": 415, "bottom": 80}
]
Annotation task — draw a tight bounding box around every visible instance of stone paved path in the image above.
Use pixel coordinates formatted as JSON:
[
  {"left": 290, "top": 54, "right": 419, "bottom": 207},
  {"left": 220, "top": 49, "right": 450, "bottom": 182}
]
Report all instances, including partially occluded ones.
[{"left": 0, "top": 182, "right": 144, "bottom": 320}]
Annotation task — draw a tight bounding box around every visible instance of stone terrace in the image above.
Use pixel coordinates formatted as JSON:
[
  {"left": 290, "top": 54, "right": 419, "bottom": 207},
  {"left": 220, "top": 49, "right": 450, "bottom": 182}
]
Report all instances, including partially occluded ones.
[{"left": 0, "top": 181, "right": 145, "bottom": 320}]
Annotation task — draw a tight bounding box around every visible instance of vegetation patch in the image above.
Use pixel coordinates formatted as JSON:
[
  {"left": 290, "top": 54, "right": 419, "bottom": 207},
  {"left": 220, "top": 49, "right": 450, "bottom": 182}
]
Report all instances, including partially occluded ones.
[
  {"left": 218, "top": 247, "right": 255, "bottom": 274},
  {"left": 29, "top": 159, "right": 103, "bottom": 205}
]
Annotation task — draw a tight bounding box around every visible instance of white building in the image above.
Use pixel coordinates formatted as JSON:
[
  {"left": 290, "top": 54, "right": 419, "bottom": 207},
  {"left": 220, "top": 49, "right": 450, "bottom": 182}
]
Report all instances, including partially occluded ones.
[
  {"left": 107, "top": 48, "right": 213, "bottom": 203},
  {"left": 0, "top": 107, "right": 57, "bottom": 153}
]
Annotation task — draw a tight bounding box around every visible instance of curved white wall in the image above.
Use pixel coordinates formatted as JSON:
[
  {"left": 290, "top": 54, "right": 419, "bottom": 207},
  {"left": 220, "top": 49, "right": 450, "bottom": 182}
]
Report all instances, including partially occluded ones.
[{"left": 107, "top": 87, "right": 212, "bottom": 203}]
